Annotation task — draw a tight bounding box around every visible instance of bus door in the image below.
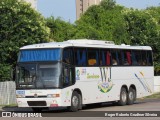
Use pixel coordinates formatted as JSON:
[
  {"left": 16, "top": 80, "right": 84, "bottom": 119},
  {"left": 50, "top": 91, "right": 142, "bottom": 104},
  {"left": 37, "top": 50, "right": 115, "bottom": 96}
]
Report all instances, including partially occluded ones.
[{"left": 62, "top": 48, "right": 75, "bottom": 87}]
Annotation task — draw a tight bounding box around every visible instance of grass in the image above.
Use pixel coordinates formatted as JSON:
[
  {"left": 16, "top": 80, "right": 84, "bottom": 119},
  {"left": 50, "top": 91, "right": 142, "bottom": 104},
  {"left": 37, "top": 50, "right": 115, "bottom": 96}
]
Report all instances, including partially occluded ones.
[
  {"left": 0, "top": 104, "right": 17, "bottom": 108},
  {"left": 144, "top": 92, "right": 160, "bottom": 99}
]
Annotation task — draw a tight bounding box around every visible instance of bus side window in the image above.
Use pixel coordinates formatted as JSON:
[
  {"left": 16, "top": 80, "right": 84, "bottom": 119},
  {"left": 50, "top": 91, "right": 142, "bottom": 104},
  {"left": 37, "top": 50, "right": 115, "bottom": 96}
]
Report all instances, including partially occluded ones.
[
  {"left": 99, "top": 49, "right": 110, "bottom": 66},
  {"left": 122, "top": 50, "right": 132, "bottom": 65},
  {"left": 99, "top": 50, "right": 105, "bottom": 66},
  {"left": 132, "top": 50, "right": 141, "bottom": 66},
  {"left": 106, "top": 51, "right": 111, "bottom": 65},
  {"left": 63, "top": 48, "right": 73, "bottom": 64},
  {"left": 141, "top": 51, "right": 147, "bottom": 66},
  {"left": 111, "top": 50, "right": 121, "bottom": 66},
  {"left": 147, "top": 51, "right": 153, "bottom": 66},
  {"left": 88, "top": 49, "right": 99, "bottom": 66},
  {"left": 75, "top": 48, "right": 87, "bottom": 66}
]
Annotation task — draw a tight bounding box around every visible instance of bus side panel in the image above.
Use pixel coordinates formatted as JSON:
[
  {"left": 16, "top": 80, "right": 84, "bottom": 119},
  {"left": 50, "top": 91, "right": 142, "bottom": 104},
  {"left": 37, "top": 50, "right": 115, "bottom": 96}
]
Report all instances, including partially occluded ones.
[
  {"left": 111, "top": 66, "right": 154, "bottom": 98},
  {"left": 73, "top": 66, "right": 154, "bottom": 105},
  {"left": 74, "top": 67, "right": 120, "bottom": 104}
]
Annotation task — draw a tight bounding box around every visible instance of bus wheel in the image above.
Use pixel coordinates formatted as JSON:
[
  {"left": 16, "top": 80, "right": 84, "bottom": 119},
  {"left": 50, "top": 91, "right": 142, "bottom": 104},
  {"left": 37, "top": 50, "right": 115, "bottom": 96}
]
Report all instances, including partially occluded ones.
[
  {"left": 69, "top": 91, "right": 81, "bottom": 112},
  {"left": 127, "top": 88, "right": 135, "bottom": 105},
  {"left": 118, "top": 87, "right": 127, "bottom": 106}
]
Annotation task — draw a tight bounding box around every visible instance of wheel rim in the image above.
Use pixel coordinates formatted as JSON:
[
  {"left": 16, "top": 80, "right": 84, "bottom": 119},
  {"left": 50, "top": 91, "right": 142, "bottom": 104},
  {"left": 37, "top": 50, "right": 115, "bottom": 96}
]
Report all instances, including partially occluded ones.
[
  {"left": 122, "top": 91, "right": 127, "bottom": 102},
  {"left": 72, "top": 96, "right": 79, "bottom": 107},
  {"left": 129, "top": 91, "right": 134, "bottom": 100}
]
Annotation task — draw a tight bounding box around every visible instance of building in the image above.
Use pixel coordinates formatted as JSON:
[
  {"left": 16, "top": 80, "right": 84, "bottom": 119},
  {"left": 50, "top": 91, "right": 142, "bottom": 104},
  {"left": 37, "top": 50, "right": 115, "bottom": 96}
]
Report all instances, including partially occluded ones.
[
  {"left": 24, "top": 0, "right": 37, "bottom": 10},
  {"left": 76, "top": 0, "right": 102, "bottom": 20}
]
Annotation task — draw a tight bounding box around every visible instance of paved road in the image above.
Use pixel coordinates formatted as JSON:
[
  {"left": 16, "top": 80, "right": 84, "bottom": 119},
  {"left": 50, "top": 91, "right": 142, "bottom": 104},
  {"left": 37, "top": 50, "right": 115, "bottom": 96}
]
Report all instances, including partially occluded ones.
[{"left": 0, "top": 99, "right": 160, "bottom": 120}]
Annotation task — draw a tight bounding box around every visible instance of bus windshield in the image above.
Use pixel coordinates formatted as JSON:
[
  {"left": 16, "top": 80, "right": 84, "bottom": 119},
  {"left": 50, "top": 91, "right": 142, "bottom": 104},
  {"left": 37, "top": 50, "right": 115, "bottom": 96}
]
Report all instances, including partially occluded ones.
[
  {"left": 18, "top": 49, "right": 61, "bottom": 62},
  {"left": 16, "top": 62, "right": 61, "bottom": 89}
]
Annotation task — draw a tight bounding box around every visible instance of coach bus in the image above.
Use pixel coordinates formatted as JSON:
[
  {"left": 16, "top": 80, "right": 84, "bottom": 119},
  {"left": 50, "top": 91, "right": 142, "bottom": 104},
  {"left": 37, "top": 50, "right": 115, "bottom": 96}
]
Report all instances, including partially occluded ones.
[{"left": 16, "top": 39, "right": 154, "bottom": 112}]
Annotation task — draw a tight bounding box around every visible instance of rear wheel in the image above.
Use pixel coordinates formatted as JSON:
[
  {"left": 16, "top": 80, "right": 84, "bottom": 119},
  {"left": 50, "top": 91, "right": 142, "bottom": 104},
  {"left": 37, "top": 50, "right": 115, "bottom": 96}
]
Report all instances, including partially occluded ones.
[
  {"left": 127, "top": 88, "right": 136, "bottom": 105},
  {"left": 68, "top": 91, "right": 82, "bottom": 112},
  {"left": 118, "top": 88, "right": 127, "bottom": 106}
]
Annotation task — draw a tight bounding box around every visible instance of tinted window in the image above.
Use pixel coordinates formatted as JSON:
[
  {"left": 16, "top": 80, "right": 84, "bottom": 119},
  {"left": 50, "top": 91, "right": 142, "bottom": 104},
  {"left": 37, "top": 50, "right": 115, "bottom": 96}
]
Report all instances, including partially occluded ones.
[
  {"left": 99, "top": 49, "right": 111, "bottom": 66},
  {"left": 121, "top": 50, "right": 132, "bottom": 65},
  {"left": 63, "top": 48, "right": 73, "bottom": 64},
  {"left": 141, "top": 51, "right": 147, "bottom": 66},
  {"left": 62, "top": 65, "right": 74, "bottom": 87},
  {"left": 74, "top": 48, "right": 87, "bottom": 66},
  {"left": 19, "top": 49, "right": 61, "bottom": 62},
  {"left": 132, "top": 50, "right": 141, "bottom": 65},
  {"left": 87, "top": 49, "right": 99, "bottom": 66},
  {"left": 111, "top": 49, "right": 121, "bottom": 65},
  {"left": 146, "top": 51, "right": 153, "bottom": 66}
]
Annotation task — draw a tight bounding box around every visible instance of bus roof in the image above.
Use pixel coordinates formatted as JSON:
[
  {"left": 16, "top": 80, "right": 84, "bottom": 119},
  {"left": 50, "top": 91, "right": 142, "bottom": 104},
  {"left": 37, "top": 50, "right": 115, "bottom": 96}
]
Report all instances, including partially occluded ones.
[{"left": 20, "top": 39, "right": 152, "bottom": 50}]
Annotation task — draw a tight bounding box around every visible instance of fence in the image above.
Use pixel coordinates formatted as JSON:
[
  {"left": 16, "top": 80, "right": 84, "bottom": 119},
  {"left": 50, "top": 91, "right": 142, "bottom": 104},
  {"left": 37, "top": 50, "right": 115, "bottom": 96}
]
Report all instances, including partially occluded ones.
[{"left": 0, "top": 81, "right": 16, "bottom": 105}]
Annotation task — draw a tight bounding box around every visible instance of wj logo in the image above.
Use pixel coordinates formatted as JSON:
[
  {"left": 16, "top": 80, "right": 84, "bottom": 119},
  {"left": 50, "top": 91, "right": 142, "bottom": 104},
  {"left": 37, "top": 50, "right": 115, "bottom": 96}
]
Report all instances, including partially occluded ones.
[{"left": 98, "top": 67, "right": 113, "bottom": 93}]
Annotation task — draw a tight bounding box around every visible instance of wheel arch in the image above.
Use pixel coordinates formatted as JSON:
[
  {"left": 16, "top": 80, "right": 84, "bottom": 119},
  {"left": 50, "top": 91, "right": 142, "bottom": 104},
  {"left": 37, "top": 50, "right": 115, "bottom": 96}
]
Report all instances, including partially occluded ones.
[
  {"left": 73, "top": 88, "right": 82, "bottom": 98},
  {"left": 129, "top": 84, "right": 137, "bottom": 91},
  {"left": 121, "top": 85, "right": 129, "bottom": 93}
]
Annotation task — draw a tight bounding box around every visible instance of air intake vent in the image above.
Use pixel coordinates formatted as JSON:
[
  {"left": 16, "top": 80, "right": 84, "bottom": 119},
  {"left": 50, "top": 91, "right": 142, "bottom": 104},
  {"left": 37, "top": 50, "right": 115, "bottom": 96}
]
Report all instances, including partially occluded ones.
[{"left": 27, "top": 101, "right": 47, "bottom": 106}]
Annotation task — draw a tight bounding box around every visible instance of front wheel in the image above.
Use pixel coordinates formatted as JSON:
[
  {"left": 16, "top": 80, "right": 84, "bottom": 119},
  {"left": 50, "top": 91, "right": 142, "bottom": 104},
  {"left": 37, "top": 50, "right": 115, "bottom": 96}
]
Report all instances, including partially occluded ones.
[
  {"left": 68, "top": 91, "right": 82, "bottom": 112},
  {"left": 118, "top": 88, "right": 127, "bottom": 106}
]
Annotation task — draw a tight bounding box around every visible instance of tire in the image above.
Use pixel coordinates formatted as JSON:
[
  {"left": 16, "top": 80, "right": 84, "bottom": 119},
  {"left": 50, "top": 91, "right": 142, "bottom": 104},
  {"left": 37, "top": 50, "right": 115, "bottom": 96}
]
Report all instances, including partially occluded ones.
[
  {"left": 118, "top": 87, "right": 127, "bottom": 106},
  {"left": 127, "top": 88, "right": 136, "bottom": 105},
  {"left": 68, "top": 91, "right": 81, "bottom": 112},
  {"left": 133, "top": 89, "right": 136, "bottom": 102}
]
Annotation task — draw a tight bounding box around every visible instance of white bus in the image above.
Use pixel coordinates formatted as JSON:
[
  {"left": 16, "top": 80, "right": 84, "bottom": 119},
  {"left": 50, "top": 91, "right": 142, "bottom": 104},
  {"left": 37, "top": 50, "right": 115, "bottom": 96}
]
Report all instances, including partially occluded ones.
[{"left": 16, "top": 39, "right": 154, "bottom": 112}]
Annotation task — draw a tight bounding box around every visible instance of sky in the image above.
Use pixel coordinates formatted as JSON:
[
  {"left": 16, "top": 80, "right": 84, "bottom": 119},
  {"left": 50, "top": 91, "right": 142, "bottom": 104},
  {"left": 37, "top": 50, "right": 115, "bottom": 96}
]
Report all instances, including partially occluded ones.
[{"left": 37, "top": 0, "right": 160, "bottom": 23}]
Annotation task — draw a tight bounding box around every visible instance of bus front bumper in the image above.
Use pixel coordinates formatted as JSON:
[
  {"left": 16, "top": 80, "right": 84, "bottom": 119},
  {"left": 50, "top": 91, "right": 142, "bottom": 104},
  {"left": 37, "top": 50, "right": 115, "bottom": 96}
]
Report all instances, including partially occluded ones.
[{"left": 16, "top": 98, "right": 62, "bottom": 108}]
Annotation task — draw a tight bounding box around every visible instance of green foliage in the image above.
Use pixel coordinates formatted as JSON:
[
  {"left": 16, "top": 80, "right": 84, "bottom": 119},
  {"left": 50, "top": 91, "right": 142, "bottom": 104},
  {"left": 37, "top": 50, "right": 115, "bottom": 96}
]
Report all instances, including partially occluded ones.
[
  {"left": 100, "top": 0, "right": 116, "bottom": 10},
  {"left": 0, "top": 0, "right": 50, "bottom": 81},
  {"left": 74, "top": 2, "right": 129, "bottom": 44},
  {"left": 73, "top": 1, "right": 160, "bottom": 75},
  {"left": 146, "top": 7, "right": 160, "bottom": 75},
  {"left": 0, "top": 0, "right": 160, "bottom": 80},
  {"left": 46, "top": 17, "right": 75, "bottom": 42},
  {"left": 123, "top": 9, "right": 159, "bottom": 45},
  {"left": 0, "top": 64, "right": 11, "bottom": 81},
  {"left": 122, "top": 7, "right": 160, "bottom": 75}
]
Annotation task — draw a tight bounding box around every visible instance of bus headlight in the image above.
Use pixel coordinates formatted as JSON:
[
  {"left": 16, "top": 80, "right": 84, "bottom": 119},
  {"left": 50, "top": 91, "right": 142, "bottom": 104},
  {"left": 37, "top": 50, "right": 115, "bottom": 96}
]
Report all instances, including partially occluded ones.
[
  {"left": 47, "top": 94, "right": 60, "bottom": 98},
  {"left": 16, "top": 94, "right": 25, "bottom": 98}
]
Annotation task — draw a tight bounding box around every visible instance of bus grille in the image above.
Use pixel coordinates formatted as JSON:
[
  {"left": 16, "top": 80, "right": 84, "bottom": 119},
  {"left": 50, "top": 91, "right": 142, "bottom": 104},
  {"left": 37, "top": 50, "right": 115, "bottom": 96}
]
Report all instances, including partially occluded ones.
[
  {"left": 25, "top": 96, "right": 47, "bottom": 98},
  {"left": 27, "top": 101, "right": 47, "bottom": 106}
]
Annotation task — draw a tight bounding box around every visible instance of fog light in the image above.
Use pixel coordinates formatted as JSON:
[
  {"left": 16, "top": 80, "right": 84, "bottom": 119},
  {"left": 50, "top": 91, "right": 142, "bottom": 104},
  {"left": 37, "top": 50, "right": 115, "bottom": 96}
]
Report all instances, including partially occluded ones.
[
  {"left": 50, "top": 104, "right": 58, "bottom": 107},
  {"left": 16, "top": 94, "right": 25, "bottom": 98}
]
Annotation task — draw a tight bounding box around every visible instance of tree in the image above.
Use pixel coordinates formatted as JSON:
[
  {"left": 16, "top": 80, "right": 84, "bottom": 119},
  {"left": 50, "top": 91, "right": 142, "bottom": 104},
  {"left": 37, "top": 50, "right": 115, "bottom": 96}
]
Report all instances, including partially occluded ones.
[
  {"left": 145, "top": 7, "right": 160, "bottom": 75},
  {"left": 0, "top": 0, "right": 50, "bottom": 81},
  {"left": 74, "top": 2, "right": 129, "bottom": 44},
  {"left": 100, "top": 0, "right": 116, "bottom": 10},
  {"left": 123, "top": 9, "right": 159, "bottom": 46},
  {"left": 46, "top": 17, "right": 75, "bottom": 42}
]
